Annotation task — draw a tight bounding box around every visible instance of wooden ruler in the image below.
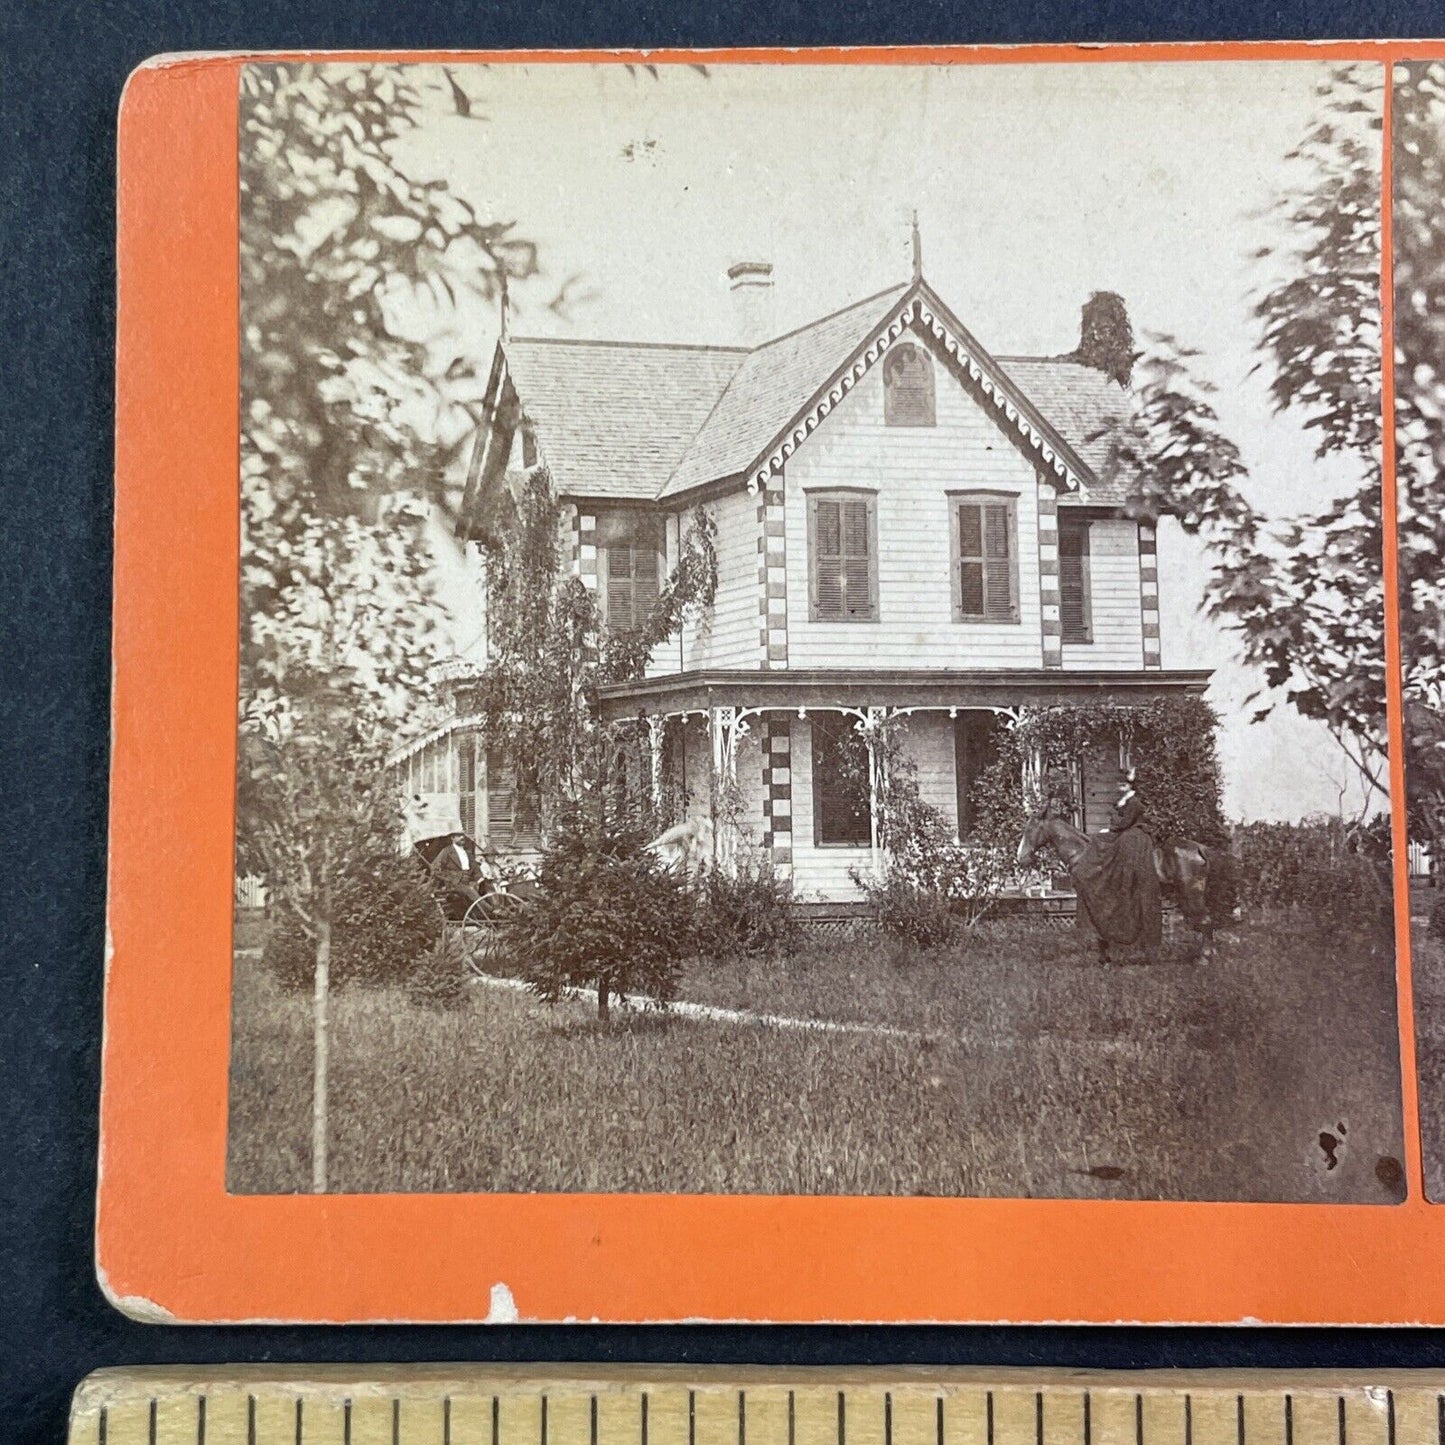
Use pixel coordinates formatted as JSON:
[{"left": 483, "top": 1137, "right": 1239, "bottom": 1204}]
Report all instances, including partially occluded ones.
[{"left": 66, "top": 1369, "right": 1445, "bottom": 1445}]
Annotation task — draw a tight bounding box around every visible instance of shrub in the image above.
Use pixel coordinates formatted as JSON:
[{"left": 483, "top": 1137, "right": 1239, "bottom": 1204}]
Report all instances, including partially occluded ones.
[
  {"left": 260, "top": 848, "right": 444, "bottom": 993},
  {"left": 1233, "top": 818, "right": 1392, "bottom": 945},
  {"left": 500, "top": 807, "right": 698, "bottom": 1020},
  {"left": 696, "top": 857, "right": 799, "bottom": 959},
  {"left": 849, "top": 719, "right": 1025, "bottom": 949},
  {"left": 1431, "top": 895, "right": 1445, "bottom": 944}
]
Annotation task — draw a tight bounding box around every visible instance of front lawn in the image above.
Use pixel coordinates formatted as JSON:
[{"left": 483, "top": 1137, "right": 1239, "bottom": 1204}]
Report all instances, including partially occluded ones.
[{"left": 228, "top": 914, "right": 1403, "bottom": 1200}]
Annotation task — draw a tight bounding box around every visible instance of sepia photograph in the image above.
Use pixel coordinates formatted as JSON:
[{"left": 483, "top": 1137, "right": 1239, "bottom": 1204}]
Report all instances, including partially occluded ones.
[
  {"left": 228, "top": 58, "right": 1403, "bottom": 1202},
  {"left": 1393, "top": 60, "right": 1445, "bottom": 1201}
]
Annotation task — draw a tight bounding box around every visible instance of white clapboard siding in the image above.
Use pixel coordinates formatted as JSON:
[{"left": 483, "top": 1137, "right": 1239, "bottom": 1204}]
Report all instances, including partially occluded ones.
[
  {"left": 784, "top": 325, "right": 1043, "bottom": 669},
  {"left": 675, "top": 484, "right": 761, "bottom": 670},
  {"left": 1060, "top": 517, "right": 1144, "bottom": 670}
]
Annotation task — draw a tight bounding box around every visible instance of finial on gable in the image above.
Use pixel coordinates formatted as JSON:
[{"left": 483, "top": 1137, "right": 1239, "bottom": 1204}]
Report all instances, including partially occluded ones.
[
  {"left": 499, "top": 270, "right": 510, "bottom": 342},
  {"left": 911, "top": 210, "right": 922, "bottom": 282}
]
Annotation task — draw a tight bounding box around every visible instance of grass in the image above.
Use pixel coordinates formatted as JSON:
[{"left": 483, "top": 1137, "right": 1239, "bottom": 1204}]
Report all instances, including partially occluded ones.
[
  {"left": 1410, "top": 885, "right": 1445, "bottom": 1200},
  {"left": 228, "top": 913, "right": 1404, "bottom": 1200}
]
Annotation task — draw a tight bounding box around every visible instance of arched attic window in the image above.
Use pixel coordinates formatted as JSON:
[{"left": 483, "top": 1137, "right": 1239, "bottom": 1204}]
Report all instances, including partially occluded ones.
[{"left": 882, "top": 341, "right": 936, "bottom": 426}]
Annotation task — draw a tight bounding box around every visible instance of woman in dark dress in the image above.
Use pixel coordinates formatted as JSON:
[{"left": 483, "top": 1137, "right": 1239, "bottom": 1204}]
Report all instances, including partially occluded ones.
[{"left": 1071, "top": 771, "right": 1163, "bottom": 951}]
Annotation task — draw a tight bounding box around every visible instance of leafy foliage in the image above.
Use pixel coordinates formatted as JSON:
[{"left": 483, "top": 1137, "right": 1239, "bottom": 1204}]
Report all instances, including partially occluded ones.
[
  {"left": 1394, "top": 63, "right": 1445, "bottom": 843},
  {"left": 459, "top": 465, "right": 718, "bottom": 833},
  {"left": 1232, "top": 818, "right": 1392, "bottom": 946},
  {"left": 849, "top": 716, "right": 1025, "bottom": 945},
  {"left": 1004, "top": 697, "right": 1228, "bottom": 846},
  {"left": 695, "top": 859, "right": 800, "bottom": 959},
  {"left": 501, "top": 807, "right": 698, "bottom": 1020},
  {"left": 1071, "top": 290, "right": 1138, "bottom": 386},
  {"left": 260, "top": 845, "right": 443, "bottom": 992},
  {"left": 1102, "top": 65, "right": 1388, "bottom": 805}
]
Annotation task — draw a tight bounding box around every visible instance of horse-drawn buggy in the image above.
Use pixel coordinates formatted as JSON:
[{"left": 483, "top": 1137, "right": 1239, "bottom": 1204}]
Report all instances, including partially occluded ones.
[{"left": 412, "top": 830, "right": 537, "bottom": 976}]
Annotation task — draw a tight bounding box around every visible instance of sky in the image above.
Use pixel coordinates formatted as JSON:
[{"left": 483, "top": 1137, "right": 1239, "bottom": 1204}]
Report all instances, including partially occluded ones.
[{"left": 384, "top": 58, "right": 1387, "bottom": 822}]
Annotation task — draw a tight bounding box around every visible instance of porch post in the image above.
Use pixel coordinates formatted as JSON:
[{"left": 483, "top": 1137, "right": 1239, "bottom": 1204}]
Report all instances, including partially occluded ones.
[
  {"left": 865, "top": 705, "right": 889, "bottom": 875},
  {"left": 709, "top": 705, "right": 744, "bottom": 876},
  {"left": 646, "top": 715, "right": 666, "bottom": 812}
]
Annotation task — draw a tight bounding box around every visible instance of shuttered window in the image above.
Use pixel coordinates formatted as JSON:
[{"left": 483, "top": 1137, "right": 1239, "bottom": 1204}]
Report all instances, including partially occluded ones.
[
  {"left": 883, "top": 342, "right": 936, "bottom": 426},
  {"left": 1059, "top": 515, "right": 1092, "bottom": 644},
  {"left": 808, "top": 492, "right": 877, "bottom": 622},
  {"left": 598, "top": 512, "right": 661, "bottom": 633},
  {"left": 952, "top": 494, "right": 1019, "bottom": 623},
  {"left": 811, "top": 715, "right": 872, "bottom": 847},
  {"left": 485, "top": 746, "right": 539, "bottom": 850}
]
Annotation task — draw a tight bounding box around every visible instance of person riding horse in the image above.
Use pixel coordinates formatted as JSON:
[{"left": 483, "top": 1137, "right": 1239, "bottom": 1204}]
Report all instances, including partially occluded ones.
[{"left": 1068, "top": 770, "right": 1164, "bottom": 955}]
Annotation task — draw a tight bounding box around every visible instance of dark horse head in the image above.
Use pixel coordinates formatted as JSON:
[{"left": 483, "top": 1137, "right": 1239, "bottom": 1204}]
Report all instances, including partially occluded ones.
[{"left": 1016, "top": 801, "right": 1067, "bottom": 868}]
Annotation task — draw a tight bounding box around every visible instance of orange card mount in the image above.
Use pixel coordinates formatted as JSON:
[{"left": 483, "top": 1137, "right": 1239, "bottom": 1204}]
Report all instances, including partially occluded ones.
[{"left": 105, "top": 42, "right": 1445, "bottom": 1323}]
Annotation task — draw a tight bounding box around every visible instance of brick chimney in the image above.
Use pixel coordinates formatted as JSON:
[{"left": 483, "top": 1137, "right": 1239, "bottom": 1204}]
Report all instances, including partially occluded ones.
[
  {"left": 727, "top": 260, "right": 775, "bottom": 348},
  {"left": 1074, "top": 291, "right": 1136, "bottom": 386}
]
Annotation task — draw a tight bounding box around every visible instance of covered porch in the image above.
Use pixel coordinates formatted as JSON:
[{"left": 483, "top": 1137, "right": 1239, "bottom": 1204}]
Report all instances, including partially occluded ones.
[{"left": 600, "top": 667, "right": 1212, "bottom": 902}]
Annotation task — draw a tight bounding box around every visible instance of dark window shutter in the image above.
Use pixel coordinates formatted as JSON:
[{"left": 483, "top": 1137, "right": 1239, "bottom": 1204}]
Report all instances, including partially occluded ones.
[
  {"left": 633, "top": 536, "right": 659, "bottom": 621},
  {"left": 605, "top": 543, "right": 635, "bottom": 631},
  {"left": 983, "top": 503, "right": 1013, "bottom": 619},
  {"left": 812, "top": 498, "right": 844, "bottom": 620},
  {"left": 1059, "top": 518, "right": 1091, "bottom": 643},
  {"left": 486, "top": 746, "right": 515, "bottom": 845},
  {"left": 600, "top": 513, "right": 662, "bottom": 633},
  {"left": 957, "top": 503, "right": 985, "bottom": 617},
  {"left": 841, "top": 498, "right": 872, "bottom": 619}
]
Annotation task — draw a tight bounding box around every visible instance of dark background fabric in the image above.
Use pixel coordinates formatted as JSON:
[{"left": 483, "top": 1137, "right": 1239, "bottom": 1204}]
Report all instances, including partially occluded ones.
[{"left": 4, "top": 3, "right": 1445, "bottom": 1442}]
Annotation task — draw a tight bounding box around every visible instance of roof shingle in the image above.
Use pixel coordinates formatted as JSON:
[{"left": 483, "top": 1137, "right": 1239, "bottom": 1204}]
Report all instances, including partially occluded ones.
[
  {"left": 499, "top": 287, "right": 1138, "bottom": 507},
  {"left": 502, "top": 337, "right": 744, "bottom": 502}
]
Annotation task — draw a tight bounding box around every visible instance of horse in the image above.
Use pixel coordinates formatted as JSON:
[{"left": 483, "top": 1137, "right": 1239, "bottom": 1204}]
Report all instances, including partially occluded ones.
[
  {"left": 645, "top": 816, "right": 715, "bottom": 878},
  {"left": 1017, "top": 807, "right": 1217, "bottom": 963}
]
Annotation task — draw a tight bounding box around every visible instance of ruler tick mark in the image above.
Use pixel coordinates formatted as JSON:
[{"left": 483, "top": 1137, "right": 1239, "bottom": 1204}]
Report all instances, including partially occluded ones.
[
  {"left": 1037, "top": 1392, "right": 1045, "bottom": 1445},
  {"left": 838, "top": 1389, "right": 847, "bottom": 1445},
  {"left": 1135, "top": 1395, "right": 1144, "bottom": 1445},
  {"left": 642, "top": 1394, "right": 649, "bottom": 1445},
  {"left": 1184, "top": 1396, "right": 1192, "bottom": 1445},
  {"left": 689, "top": 1392, "right": 696, "bottom": 1445},
  {"left": 1085, "top": 1393, "right": 1092, "bottom": 1445},
  {"left": 740, "top": 1390, "right": 747, "bottom": 1445},
  {"left": 198, "top": 1394, "right": 207, "bottom": 1445},
  {"left": 344, "top": 1397, "right": 353, "bottom": 1445},
  {"left": 1285, "top": 1395, "right": 1293, "bottom": 1445},
  {"left": 1237, "top": 1395, "right": 1246, "bottom": 1445},
  {"left": 394, "top": 1396, "right": 402, "bottom": 1445},
  {"left": 444, "top": 1397, "right": 452, "bottom": 1445},
  {"left": 789, "top": 1393, "right": 796, "bottom": 1445},
  {"left": 295, "top": 1398, "right": 303, "bottom": 1445},
  {"left": 247, "top": 1396, "right": 256, "bottom": 1445},
  {"left": 150, "top": 1398, "right": 158, "bottom": 1445},
  {"left": 542, "top": 1396, "right": 549, "bottom": 1445},
  {"left": 1337, "top": 1397, "right": 1346, "bottom": 1445},
  {"left": 493, "top": 1395, "right": 500, "bottom": 1445},
  {"left": 592, "top": 1396, "right": 599, "bottom": 1445},
  {"left": 936, "top": 1395, "right": 944, "bottom": 1445},
  {"left": 99, "top": 1405, "right": 107, "bottom": 1445},
  {"left": 987, "top": 1392, "right": 995, "bottom": 1445},
  {"left": 885, "top": 1392, "right": 892, "bottom": 1445}
]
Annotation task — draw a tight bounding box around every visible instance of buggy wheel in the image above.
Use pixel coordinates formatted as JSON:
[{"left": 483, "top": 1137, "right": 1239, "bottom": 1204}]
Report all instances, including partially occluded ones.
[{"left": 460, "top": 889, "right": 527, "bottom": 978}]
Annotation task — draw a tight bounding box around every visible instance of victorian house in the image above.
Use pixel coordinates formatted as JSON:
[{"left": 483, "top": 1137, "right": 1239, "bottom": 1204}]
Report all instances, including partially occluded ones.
[{"left": 402, "top": 245, "right": 1210, "bottom": 900}]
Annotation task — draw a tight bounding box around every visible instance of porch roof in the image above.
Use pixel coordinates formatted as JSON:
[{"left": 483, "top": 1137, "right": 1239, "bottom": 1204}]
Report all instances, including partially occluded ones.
[{"left": 597, "top": 668, "right": 1212, "bottom": 723}]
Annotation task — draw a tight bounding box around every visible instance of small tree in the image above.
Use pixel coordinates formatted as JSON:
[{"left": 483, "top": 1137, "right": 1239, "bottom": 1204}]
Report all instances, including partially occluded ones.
[
  {"left": 503, "top": 808, "right": 697, "bottom": 1021},
  {"left": 460, "top": 465, "right": 718, "bottom": 836}
]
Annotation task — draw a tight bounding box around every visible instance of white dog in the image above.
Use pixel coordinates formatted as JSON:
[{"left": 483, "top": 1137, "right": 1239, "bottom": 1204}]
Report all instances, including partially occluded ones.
[{"left": 645, "top": 816, "right": 714, "bottom": 876}]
